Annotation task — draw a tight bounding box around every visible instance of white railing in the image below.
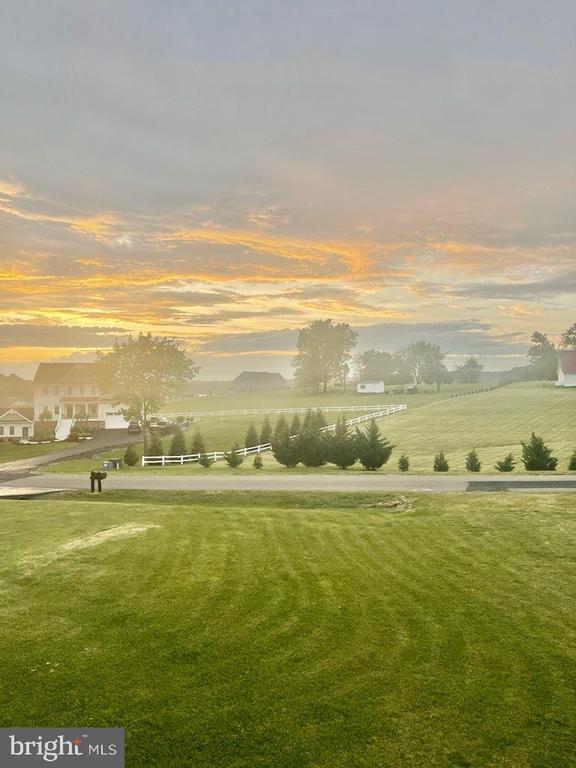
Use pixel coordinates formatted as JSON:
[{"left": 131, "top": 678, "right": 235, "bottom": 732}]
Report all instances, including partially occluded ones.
[
  {"left": 157, "top": 404, "right": 393, "bottom": 419},
  {"left": 141, "top": 405, "right": 407, "bottom": 467}
]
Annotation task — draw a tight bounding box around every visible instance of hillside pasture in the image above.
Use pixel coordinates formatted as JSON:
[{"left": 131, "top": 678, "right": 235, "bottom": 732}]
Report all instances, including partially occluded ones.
[{"left": 47, "top": 382, "right": 575, "bottom": 474}]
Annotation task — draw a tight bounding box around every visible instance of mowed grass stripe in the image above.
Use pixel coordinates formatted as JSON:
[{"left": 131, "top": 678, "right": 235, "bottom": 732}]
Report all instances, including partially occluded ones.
[{"left": 1, "top": 492, "right": 576, "bottom": 767}]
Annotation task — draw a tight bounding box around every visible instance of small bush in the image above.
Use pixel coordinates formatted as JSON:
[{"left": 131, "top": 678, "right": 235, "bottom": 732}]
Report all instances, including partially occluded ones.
[
  {"left": 123, "top": 444, "right": 139, "bottom": 466},
  {"left": 521, "top": 432, "right": 558, "bottom": 471},
  {"left": 495, "top": 453, "right": 515, "bottom": 472},
  {"left": 569, "top": 450, "right": 576, "bottom": 471},
  {"left": 398, "top": 454, "right": 410, "bottom": 472},
  {"left": 253, "top": 454, "right": 263, "bottom": 469},
  {"left": 33, "top": 423, "right": 55, "bottom": 442},
  {"left": 224, "top": 444, "right": 244, "bottom": 468},
  {"left": 198, "top": 453, "right": 213, "bottom": 468},
  {"left": 465, "top": 449, "right": 481, "bottom": 472},
  {"left": 433, "top": 452, "right": 449, "bottom": 472}
]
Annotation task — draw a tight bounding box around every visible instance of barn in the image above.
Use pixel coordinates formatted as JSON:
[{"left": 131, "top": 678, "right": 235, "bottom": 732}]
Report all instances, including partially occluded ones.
[
  {"left": 557, "top": 351, "right": 576, "bottom": 387},
  {"left": 233, "top": 372, "right": 288, "bottom": 393}
]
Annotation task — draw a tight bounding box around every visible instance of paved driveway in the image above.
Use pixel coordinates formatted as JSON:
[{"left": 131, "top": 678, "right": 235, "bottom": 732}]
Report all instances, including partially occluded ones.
[
  {"left": 2, "top": 472, "right": 575, "bottom": 493},
  {"left": 0, "top": 430, "right": 138, "bottom": 474}
]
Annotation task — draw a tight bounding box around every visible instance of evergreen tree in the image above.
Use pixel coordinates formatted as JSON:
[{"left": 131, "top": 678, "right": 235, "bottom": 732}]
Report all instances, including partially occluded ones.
[
  {"left": 253, "top": 454, "right": 263, "bottom": 469},
  {"left": 568, "top": 450, "right": 576, "bottom": 471},
  {"left": 296, "top": 411, "right": 327, "bottom": 467},
  {"left": 325, "top": 416, "right": 357, "bottom": 469},
  {"left": 148, "top": 432, "right": 164, "bottom": 457},
  {"left": 433, "top": 452, "right": 449, "bottom": 472},
  {"left": 224, "top": 444, "right": 244, "bottom": 468},
  {"left": 465, "top": 449, "right": 481, "bottom": 472},
  {"left": 259, "top": 415, "right": 272, "bottom": 445},
  {"left": 355, "top": 419, "right": 394, "bottom": 471},
  {"left": 314, "top": 409, "right": 327, "bottom": 429},
  {"left": 190, "top": 430, "right": 206, "bottom": 455},
  {"left": 198, "top": 453, "right": 213, "bottom": 468},
  {"left": 290, "top": 413, "right": 301, "bottom": 436},
  {"left": 398, "top": 454, "right": 410, "bottom": 472},
  {"left": 271, "top": 416, "right": 299, "bottom": 467},
  {"left": 245, "top": 422, "right": 259, "bottom": 448},
  {"left": 169, "top": 427, "right": 186, "bottom": 456},
  {"left": 495, "top": 453, "right": 516, "bottom": 472},
  {"left": 123, "top": 444, "right": 139, "bottom": 466},
  {"left": 521, "top": 433, "right": 558, "bottom": 471}
]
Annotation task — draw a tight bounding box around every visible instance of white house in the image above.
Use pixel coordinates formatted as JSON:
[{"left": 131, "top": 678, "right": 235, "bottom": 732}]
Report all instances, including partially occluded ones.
[
  {"left": 33, "top": 363, "right": 129, "bottom": 438},
  {"left": 557, "top": 351, "right": 576, "bottom": 387},
  {"left": 356, "top": 380, "right": 385, "bottom": 394},
  {"left": 0, "top": 407, "right": 34, "bottom": 441}
]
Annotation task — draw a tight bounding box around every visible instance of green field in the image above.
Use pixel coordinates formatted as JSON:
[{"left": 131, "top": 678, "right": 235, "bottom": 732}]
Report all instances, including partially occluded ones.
[
  {"left": 1, "top": 490, "right": 575, "bottom": 767},
  {"left": 0, "top": 440, "right": 65, "bottom": 464},
  {"left": 48, "top": 381, "right": 576, "bottom": 474}
]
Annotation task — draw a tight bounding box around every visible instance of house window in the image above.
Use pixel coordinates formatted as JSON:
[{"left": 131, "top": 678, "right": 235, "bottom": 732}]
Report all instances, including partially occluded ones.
[
  {"left": 9, "top": 426, "right": 15, "bottom": 436},
  {"left": 54, "top": 405, "right": 60, "bottom": 416},
  {"left": 54, "top": 386, "right": 59, "bottom": 395},
  {"left": 68, "top": 386, "right": 73, "bottom": 395},
  {"left": 0, "top": 426, "right": 3, "bottom": 436},
  {"left": 89, "top": 404, "right": 97, "bottom": 416},
  {"left": 43, "top": 387, "right": 49, "bottom": 395}
]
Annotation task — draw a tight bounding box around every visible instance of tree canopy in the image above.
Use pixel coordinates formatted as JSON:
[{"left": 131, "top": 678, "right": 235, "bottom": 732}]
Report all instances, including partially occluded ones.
[
  {"left": 397, "top": 341, "right": 446, "bottom": 385},
  {"left": 96, "top": 333, "right": 199, "bottom": 450},
  {"left": 293, "top": 319, "right": 357, "bottom": 393}
]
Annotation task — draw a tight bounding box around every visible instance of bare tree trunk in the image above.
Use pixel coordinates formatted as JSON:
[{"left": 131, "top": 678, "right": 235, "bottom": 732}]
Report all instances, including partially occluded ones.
[{"left": 142, "top": 404, "right": 148, "bottom": 453}]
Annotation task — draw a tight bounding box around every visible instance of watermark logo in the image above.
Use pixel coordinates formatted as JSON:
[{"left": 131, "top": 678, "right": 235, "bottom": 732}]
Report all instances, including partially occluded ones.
[{"left": 0, "top": 729, "right": 124, "bottom": 766}]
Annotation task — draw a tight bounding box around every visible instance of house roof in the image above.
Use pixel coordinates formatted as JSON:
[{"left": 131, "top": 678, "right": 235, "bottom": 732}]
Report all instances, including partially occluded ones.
[
  {"left": 559, "top": 351, "right": 576, "bottom": 375},
  {"left": 33, "top": 363, "right": 97, "bottom": 387},
  {"left": 0, "top": 407, "right": 34, "bottom": 422},
  {"left": 234, "top": 371, "right": 286, "bottom": 383}
]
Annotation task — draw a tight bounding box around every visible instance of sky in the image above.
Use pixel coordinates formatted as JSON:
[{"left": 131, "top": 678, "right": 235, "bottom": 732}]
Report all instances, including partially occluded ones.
[{"left": 0, "top": 0, "right": 575, "bottom": 379}]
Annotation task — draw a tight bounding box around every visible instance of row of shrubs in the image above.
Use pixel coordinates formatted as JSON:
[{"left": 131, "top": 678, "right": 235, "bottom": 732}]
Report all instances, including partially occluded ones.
[{"left": 132, "top": 411, "right": 576, "bottom": 473}]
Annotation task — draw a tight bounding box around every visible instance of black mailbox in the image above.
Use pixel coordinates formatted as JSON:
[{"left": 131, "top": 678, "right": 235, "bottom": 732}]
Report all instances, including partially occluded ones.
[{"left": 90, "top": 469, "right": 108, "bottom": 493}]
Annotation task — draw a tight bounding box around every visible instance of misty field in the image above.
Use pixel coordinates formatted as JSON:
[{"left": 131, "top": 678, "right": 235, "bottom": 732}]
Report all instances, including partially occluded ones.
[
  {"left": 48, "top": 381, "right": 575, "bottom": 474},
  {"left": 1, "top": 489, "right": 575, "bottom": 767}
]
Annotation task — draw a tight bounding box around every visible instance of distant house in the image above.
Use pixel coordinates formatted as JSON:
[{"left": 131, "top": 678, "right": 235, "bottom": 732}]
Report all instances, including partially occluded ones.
[
  {"left": 557, "top": 351, "right": 576, "bottom": 387},
  {"left": 356, "top": 380, "right": 385, "bottom": 394},
  {"left": 33, "top": 363, "right": 129, "bottom": 438},
  {"left": 233, "top": 371, "right": 288, "bottom": 393},
  {"left": 0, "top": 407, "right": 34, "bottom": 441}
]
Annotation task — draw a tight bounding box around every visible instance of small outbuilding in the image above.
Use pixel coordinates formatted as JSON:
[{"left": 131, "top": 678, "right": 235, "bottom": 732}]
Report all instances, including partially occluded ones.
[
  {"left": 557, "top": 351, "right": 576, "bottom": 387},
  {"left": 356, "top": 380, "right": 385, "bottom": 394}
]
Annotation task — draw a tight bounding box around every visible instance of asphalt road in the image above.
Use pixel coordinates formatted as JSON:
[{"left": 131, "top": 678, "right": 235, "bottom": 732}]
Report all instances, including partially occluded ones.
[{"left": 2, "top": 472, "right": 576, "bottom": 493}]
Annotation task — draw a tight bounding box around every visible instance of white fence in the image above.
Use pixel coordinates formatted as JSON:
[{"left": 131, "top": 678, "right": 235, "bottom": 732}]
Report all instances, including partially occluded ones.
[
  {"left": 142, "top": 405, "right": 407, "bottom": 467},
  {"left": 158, "top": 404, "right": 395, "bottom": 419}
]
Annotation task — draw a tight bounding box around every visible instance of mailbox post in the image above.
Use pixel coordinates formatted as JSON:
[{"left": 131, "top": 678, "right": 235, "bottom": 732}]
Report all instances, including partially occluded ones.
[{"left": 90, "top": 469, "right": 108, "bottom": 493}]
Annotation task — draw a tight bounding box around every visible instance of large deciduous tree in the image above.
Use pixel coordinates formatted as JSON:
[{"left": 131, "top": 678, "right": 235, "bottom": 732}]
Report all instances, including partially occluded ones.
[
  {"left": 96, "top": 333, "right": 199, "bottom": 451},
  {"left": 293, "top": 319, "right": 357, "bottom": 393},
  {"left": 453, "top": 357, "right": 483, "bottom": 384},
  {"left": 560, "top": 323, "right": 576, "bottom": 350},
  {"left": 354, "top": 349, "right": 412, "bottom": 385},
  {"left": 397, "top": 341, "right": 446, "bottom": 385},
  {"left": 527, "top": 331, "right": 557, "bottom": 380}
]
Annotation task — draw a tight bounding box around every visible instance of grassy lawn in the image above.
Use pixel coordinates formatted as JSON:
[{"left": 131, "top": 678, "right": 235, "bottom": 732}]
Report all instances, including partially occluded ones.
[
  {"left": 1, "top": 490, "right": 575, "bottom": 766},
  {"left": 0, "top": 440, "right": 66, "bottom": 464},
  {"left": 48, "top": 381, "right": 576, "bottom": 474}
]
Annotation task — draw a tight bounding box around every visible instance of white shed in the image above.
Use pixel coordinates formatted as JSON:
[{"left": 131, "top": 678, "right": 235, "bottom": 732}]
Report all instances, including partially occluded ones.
[
  {"left": 557, "top": 351, "right": 576, "bottom": 387},
  {"left": 356, "top": 380, "right": 385, "bottom": 394}
]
